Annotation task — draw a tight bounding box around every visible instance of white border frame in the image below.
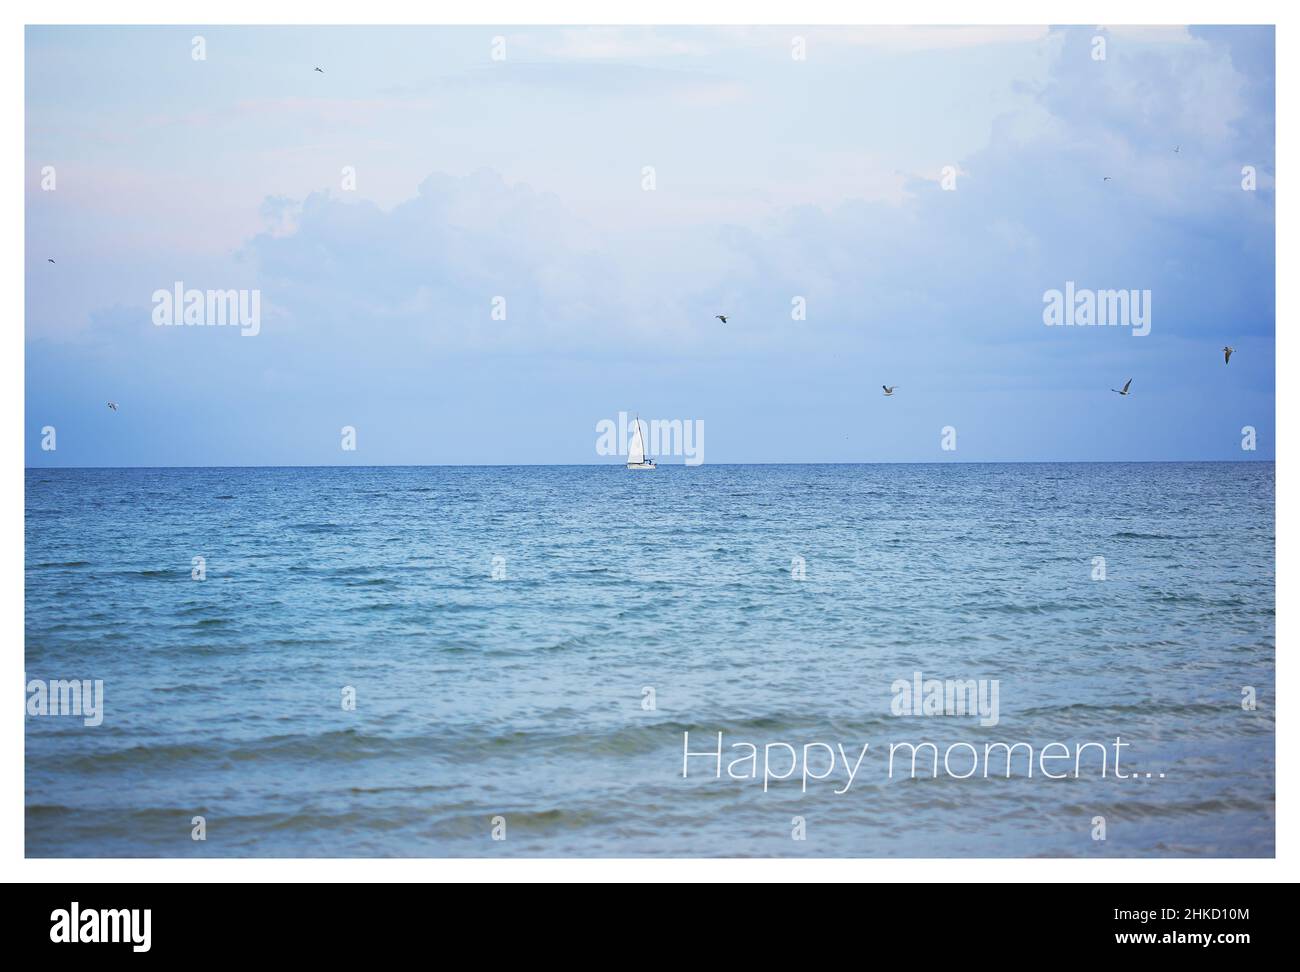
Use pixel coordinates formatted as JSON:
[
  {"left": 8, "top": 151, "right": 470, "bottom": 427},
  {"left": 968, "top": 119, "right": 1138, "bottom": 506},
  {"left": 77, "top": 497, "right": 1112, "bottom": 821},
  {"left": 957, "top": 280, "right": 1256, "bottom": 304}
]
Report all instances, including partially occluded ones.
[{"left": 6, "top": 0, "right": 1291, "bottom": 883}]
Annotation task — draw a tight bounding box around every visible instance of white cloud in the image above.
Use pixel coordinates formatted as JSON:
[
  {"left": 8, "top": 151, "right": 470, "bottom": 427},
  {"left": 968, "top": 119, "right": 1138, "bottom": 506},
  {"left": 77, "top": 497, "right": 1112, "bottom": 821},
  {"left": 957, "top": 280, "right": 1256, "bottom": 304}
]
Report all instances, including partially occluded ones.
[{"left": 802, "top": 25, "right": 1052, "bottom": 51}]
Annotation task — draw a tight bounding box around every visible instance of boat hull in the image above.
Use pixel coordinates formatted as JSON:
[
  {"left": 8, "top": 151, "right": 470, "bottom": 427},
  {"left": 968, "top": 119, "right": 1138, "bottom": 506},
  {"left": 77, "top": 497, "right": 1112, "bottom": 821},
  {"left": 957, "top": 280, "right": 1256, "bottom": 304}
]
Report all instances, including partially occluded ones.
[{"left": 626, "top": 461, "right": 657, "bottom": 470}]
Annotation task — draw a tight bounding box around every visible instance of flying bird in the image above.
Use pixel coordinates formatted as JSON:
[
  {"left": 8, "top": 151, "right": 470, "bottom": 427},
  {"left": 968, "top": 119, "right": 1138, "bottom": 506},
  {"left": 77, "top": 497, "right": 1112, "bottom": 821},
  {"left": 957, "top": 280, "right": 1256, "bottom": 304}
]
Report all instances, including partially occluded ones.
[
  {"left": 1103, "top": 176, "right": 1111, "bottom": 182},
  {"left": 1111, "top": 378, "right": 1133, "bottom": 396},
  {"left": 715, "top": 315, "right": 727, "bottom": 324},
  {"left": 1223, "top": 346, "right": 1235, "bottom": 364},
  {"left": 882, "top": 385, "right": 898, "bottom": 396},
  {"left": 314, "top": 66, "right": 324, "bottom": 73},
  {"left": 1174, "top": 145, "right": 1180, "bottom": 154},
  {"left": 47, "top": 258, "right": 55, "bottom": 263},
  {"left": 106, "top": 402, "right": 118, "bottom": 412}
]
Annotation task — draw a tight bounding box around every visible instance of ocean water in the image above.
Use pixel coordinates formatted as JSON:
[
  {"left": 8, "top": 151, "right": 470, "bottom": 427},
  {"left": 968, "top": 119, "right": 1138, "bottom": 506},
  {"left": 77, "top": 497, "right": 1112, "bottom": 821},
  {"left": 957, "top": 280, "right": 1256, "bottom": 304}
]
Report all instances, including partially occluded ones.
[{"left": 25, "top": 463, "right": 1274, "bottom": 857}]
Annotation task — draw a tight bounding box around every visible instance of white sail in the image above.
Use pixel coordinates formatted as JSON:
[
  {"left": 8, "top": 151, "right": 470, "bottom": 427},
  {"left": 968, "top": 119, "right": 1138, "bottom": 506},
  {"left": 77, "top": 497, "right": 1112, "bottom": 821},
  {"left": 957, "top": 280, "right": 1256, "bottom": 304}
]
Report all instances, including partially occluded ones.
[{"left": 627, "top": 417, "right": 646, "bottom": 465}]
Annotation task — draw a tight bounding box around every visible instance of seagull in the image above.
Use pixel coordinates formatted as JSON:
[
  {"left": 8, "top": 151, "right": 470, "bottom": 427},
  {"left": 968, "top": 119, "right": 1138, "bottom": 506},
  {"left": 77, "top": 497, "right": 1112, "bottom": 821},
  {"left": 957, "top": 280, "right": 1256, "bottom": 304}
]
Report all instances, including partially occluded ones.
[
  {"left": 1103, "top": 176, "right": 1111, "bottom": 182},
  {"left": 882, "top": 385, "right": 898, "bottom": 396},
  {"left": 1111, "top": 378, "right": 1133, "bottom": 396},
  {"left": 1223, "top": 346, "right": 1235, "bottom": 364},
  {"left": 1174, "top": 145, "right": 1180, "bottom": 154},
  {"left": 715, "top": 314, "right": 727, "bottom": 324},
  {"left": 314, "top": 66, "right": 324, "bottom": 73},
  {"left": 106, "top": 402, "right": 118, "bottom": 411},
  {"left": 47, "top": 258, "right": 55, "bottom": 263}
]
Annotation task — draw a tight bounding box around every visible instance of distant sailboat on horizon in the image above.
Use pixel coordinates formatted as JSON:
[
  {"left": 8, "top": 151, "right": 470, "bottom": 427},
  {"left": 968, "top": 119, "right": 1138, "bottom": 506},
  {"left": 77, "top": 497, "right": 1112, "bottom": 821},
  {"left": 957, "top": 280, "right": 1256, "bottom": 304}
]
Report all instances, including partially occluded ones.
[{"left": 626, "top": 416, "right": 656, "bottom": 470}]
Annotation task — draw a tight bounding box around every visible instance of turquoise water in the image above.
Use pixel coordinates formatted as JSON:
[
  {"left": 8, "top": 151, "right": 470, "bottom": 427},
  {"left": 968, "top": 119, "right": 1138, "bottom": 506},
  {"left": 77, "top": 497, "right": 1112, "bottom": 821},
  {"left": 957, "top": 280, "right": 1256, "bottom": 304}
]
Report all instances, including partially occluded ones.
[{"left": 25, "top": 462, "right": 1274, "bottom": 857}]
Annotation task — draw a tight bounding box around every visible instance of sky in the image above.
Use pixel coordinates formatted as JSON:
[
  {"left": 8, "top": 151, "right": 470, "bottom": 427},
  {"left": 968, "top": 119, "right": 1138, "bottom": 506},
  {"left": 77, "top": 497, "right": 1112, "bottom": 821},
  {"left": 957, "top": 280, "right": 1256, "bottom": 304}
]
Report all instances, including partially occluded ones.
[{"left": 25, "top": 25, "right": 1275, "bottom": 466}]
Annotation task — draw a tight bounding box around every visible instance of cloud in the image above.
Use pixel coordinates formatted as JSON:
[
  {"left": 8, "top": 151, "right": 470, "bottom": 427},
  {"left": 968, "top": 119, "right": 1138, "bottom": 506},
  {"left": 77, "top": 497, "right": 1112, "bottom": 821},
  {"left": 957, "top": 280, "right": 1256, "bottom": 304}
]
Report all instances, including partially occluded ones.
[
  {"left": 798, "top": 25, "right": 1052, "bottom": 51},
  {"left": 26, "top": 26, "right": 1275, "bottom": 465},
  {"left": 512, "top": 27, "right": 719, "bottom": 60},
  {"left": 379, "top": 60, "right": 746, "bottom": 106},
  {"left": 517, "top": 25, "right": 1054, "bottom": 56},
  {"left": 232, "top": 26, "right": 1270, "bottom": 360}
]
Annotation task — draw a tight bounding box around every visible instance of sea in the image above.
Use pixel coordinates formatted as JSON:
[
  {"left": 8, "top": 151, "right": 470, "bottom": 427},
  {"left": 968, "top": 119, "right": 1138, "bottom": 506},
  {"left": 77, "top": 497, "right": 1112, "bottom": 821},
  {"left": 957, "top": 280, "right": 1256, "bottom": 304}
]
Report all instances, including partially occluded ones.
[{"left": 25, "top": 462, "right": 1275, "bottom": 857}]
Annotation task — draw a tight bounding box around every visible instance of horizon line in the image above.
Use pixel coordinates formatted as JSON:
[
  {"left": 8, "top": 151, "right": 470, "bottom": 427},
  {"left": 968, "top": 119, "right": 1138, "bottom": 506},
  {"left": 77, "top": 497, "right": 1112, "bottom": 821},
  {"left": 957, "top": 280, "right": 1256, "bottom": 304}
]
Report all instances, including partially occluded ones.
[{"left": 24, "top": 458, "right": 1277, "bottom": 471}]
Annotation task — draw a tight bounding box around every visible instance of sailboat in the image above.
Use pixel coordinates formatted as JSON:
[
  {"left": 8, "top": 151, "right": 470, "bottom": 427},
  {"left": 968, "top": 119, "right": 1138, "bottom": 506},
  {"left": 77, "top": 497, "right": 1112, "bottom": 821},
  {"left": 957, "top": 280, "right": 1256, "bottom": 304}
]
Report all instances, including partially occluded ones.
[{"left": 626, "top": 415, "right": 656, "bottom": 470}]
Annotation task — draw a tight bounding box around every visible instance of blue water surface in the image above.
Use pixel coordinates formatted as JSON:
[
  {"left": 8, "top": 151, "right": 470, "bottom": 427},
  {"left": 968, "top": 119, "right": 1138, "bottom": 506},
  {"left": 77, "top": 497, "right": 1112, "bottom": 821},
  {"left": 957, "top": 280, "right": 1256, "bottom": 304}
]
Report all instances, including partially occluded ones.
[{"left": 25, "top": 462, "right": 1275, "bottom": 857}]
